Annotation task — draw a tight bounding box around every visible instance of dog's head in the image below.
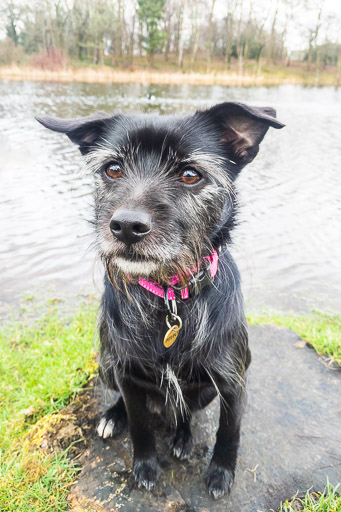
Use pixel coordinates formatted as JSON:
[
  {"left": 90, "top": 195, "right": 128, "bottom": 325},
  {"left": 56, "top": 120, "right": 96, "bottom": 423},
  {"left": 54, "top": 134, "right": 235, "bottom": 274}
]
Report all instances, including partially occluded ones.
[{"left": 37, "top": 102, "right": 283, "bottom": 285}]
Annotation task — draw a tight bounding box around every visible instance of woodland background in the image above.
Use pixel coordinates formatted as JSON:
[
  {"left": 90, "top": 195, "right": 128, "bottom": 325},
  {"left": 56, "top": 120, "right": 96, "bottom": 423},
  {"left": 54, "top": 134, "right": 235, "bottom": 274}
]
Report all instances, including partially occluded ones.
[{"left": 0, "top": 0, "right": 340, "bottom": 85}]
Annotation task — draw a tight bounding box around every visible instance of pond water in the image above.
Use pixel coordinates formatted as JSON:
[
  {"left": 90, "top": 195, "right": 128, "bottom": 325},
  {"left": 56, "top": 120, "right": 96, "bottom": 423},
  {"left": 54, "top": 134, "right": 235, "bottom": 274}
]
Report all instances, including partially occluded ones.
[{"left": 0, "top": 80, "right": 340, "bottom": 313}]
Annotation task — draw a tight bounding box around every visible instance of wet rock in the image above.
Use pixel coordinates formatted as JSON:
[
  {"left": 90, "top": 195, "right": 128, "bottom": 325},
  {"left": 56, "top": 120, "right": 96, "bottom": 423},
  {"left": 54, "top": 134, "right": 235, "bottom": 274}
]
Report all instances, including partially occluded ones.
[{"left": 68, "top": 325, "right": 341, "bottom": 512}]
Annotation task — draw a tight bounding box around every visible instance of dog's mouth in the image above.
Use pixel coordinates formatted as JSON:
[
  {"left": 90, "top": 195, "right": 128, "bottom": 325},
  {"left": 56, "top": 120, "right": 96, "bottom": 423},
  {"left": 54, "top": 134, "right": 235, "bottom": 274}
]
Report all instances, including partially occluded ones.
[
  {"left": 105, "top": 242, "right": 202, "bottom": 284},
  {"left": 113, "top": 250, "right": 161, "bottom": 276}
]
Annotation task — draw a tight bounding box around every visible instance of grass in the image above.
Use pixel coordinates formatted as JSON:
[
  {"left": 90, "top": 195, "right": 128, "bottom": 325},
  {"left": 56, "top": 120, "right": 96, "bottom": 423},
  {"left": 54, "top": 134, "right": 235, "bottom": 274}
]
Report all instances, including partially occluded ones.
[
  {"left": 0, "top": 448, "right": 80, "bottom": 511},
  {"left": 247, "top": 310, "right": 341, "bottom": 366},
  {"left": 0, "top": 298, "right": 339, "bottom": 511},
  {"left": 279, "top": 479, "right": 341, "bottom": 511},
  {"left": 0, "top": 55, "right": 339, "bottom": 86},
  {"left": 0, "top": 298, "right": 98, "bottom": 511}
]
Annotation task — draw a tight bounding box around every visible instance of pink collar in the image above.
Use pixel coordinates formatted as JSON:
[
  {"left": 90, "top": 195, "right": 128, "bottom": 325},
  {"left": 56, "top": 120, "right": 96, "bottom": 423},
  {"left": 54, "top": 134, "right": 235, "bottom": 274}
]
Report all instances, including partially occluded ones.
[{"left": 138, "top": 250, "right": 219, "bottom": 300}]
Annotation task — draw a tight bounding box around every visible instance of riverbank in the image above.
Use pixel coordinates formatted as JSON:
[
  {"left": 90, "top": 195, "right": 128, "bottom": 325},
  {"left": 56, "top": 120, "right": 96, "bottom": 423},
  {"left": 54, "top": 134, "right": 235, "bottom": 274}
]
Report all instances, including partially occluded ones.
[
  {"left": 0, "top": 64, "right": 338, "bottom": 86},
  {"left": 0, "top": 298, "right": 340, "bottom": 510}
]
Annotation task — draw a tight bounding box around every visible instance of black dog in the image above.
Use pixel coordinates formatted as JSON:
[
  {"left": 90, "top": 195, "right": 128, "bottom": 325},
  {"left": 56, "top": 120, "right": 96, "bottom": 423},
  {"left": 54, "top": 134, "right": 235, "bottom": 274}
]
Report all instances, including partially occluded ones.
[{"left": 37, "top": 102, "right": 283, "bottom": 499}]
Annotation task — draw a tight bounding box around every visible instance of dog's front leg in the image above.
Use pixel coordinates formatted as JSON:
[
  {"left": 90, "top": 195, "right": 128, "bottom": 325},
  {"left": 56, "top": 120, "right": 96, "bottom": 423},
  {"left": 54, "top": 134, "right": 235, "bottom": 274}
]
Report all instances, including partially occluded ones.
[
  {"left": 206, "top": 386, "right": 243, "bottom": 499},
  {"left": 170, "top": 411, "right": 194, "bottom": 460},
  {"left": 120, "top": 378, "right": 160, "bottom": 490}
]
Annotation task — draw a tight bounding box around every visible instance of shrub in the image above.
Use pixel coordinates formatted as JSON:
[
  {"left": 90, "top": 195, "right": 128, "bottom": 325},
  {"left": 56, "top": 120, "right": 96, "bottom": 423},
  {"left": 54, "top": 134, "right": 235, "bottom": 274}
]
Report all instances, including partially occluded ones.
[
  {"left": 0, "top": 38, "right": 24, "bottom": 65},
  {"left": 30, "top": 48, "right": 66, "bottom": 71}
]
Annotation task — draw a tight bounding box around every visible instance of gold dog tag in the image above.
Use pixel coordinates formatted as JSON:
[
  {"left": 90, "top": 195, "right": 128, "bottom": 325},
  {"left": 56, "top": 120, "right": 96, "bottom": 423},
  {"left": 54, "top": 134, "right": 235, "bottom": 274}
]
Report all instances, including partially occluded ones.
[
  {"left": 163, "top": 313, "right": 182, "bottom": 348},
  {"left": 164, "top": 325, "right": 180, "bottom": 348}
]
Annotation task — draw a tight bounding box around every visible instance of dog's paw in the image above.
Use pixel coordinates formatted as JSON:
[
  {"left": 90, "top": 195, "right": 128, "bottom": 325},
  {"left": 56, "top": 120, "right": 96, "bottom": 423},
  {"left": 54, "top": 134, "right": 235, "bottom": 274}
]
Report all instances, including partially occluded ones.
[
  {"left": 133, "top": 457, "right": 160, "bottom": 491},
  {"left": 97, "top": 402, "right": 127, "bottom": 439},
  {"left": 170, "top": 428, "right": 194, "bottom": 460},
  {"left": 206, "top": 461, "right": 234, "bottom": 500}
]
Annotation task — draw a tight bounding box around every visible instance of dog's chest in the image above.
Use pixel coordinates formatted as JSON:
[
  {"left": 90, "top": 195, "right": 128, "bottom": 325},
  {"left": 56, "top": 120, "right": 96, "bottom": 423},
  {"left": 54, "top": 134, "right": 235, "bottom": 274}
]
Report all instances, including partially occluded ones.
[{"left": 132, "top": 361, "right": 208, "bottom": 418}]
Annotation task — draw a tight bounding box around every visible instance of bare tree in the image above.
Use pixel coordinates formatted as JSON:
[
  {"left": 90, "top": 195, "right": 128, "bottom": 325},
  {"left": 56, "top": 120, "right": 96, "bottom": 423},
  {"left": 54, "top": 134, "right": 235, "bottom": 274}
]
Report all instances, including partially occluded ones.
[
  {"left": 206, "top": 0, "right": 216, "bottom": 72},
  {"left": 266, "top": 0, "right": 279, "bottom": 64},
  {"left": 189, "top": 0, "right": 200, "bottom": 68},
  {"left": 224, "top": 0, "right": 238, "bottom": 70},
  {"left": 163, "top": 0, "right": 175, "bottom": 61},
  {"left": 177, "top": 0, "right": 186, "bottom": 68},
  {"left": 128, "top": 10, "right": 137, "bottom": 65},
  {"left": 235, "top": 0, "right": 244, "bottom": 79},
  {"left": 306, "top": 1, "right": 324, "bottom": 72}
]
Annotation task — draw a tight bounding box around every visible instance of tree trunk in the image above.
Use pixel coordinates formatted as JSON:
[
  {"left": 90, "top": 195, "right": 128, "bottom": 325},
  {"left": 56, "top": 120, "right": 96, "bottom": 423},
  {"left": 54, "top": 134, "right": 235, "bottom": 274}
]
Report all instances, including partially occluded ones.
[
  {"left": 236, "top": 0, "right": 243, "bottom": 79},
  {"left": 138, "top": 21, "right": 143, "bottom": 56},
  {"left": 190, "top": 28, "right": 199, "bottom": 69},
  {"left": 267, "top": 0, "right": 278, "bottom": 65},
  {"left": 129, "top": 14, "right": 136, "bottom": 65},
  {"left": 224, "top": 4, "right": 235, "bottom": 71},
  {"left": 314, "top": 46, "right": 320, "bottom": 85},
  {"left": 238, "top": 45, "right": 244, "bottom": 82},
  {"left": 177, "top": 0, "right": 186, "bottom": 69},
  {"left": 336, "top": 47, "right": 341, "bottom": 87},
  {"left": 307, "top": 38, "right": 313, "bottom": 71},
  {"left": 190, "top": 0, "right": 199, "bottom": 70},
  {"left": 206, "top": 0, "right": 216, "bottom": 73},
  {"left": 94, "top": 39, "right": 99, "bottom": 65},
  {"left": 307, "top": 5, "right": 323, "bottom": 72},
  {"left": 118, "top": 0, "right": 125, "bottom": 58},
  {"left": 164, "top": 15, "right": 171, "bottom": 61}
]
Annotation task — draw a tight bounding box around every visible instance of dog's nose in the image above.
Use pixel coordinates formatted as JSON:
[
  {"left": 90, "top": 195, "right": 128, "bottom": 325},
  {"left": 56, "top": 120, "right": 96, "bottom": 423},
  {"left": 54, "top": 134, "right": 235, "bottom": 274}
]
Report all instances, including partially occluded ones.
[{"left": 110, "top": 209, "right": 152, "bottom": 245}]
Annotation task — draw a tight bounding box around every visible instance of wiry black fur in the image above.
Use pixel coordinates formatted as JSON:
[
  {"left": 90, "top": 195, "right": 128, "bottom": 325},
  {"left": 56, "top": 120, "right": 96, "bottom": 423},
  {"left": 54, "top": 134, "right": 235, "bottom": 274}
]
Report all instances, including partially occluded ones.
[{"left": 36, "top": 102, "right": 283, "bottom": 499}]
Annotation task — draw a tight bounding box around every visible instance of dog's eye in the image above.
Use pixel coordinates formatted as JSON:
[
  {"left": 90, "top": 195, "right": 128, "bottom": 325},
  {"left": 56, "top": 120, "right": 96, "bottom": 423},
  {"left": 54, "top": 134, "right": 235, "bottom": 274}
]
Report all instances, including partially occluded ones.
[
  {"left": 181, "top": 169, "right": 202, "bottom": 185},
  {"left": 105, "top": 162, "right": 122, "bottom": 179}
]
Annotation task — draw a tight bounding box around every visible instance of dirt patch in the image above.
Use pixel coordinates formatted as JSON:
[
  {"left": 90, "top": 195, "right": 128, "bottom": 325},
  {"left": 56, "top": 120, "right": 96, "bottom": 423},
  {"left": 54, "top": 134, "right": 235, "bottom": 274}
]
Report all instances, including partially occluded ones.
[
  {"left": 67, "top": 496, "right": 109, "bottom": 512},
  {"left": 24, "top": 379, "right": 98, "bottom": 459}
]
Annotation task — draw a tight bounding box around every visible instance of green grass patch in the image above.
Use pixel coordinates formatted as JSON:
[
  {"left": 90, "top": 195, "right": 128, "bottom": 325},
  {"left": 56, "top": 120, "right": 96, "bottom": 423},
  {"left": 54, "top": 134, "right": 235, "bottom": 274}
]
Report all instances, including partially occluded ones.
[
  {"left": 0, "top": 447, "right": 80, "bottom": 511},
  {"left": 0, "top": 298, "right": 98, "bottom": 511},
  {"left": 247, "top": 310, "right": 341, "bottom": 366},
  {"left": 279, "top": 480, "right": 341, "bottom": 511}
]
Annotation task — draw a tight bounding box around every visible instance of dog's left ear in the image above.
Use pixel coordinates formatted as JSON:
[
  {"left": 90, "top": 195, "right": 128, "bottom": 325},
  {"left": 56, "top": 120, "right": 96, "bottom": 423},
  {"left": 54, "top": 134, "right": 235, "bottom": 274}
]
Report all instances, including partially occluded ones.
[
  {"left": 36, "top": 111, "right": 114, "bottom": 155},
  {"left": 202, "top": 102, "right": 285, "bottom": 168}
]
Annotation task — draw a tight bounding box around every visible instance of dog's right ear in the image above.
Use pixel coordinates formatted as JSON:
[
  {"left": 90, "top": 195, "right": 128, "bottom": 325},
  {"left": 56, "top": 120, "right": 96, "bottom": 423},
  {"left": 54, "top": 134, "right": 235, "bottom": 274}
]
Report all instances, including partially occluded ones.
[
  {"left": 36, "top": 111, "right": 114, "bottom": 155},
  {"left": 199, "top": 102, "right": 284, "bottom": 169}
]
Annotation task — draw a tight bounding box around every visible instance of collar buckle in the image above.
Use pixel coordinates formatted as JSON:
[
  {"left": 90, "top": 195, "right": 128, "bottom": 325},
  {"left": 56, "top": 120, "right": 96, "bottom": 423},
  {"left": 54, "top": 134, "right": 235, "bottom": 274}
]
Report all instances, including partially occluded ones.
[
  {"left": 187, "top": 262, "right": 214, "bottom": 298},
  {"left": 173, "top": 259, "right": 213, "bottom": 300}
]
